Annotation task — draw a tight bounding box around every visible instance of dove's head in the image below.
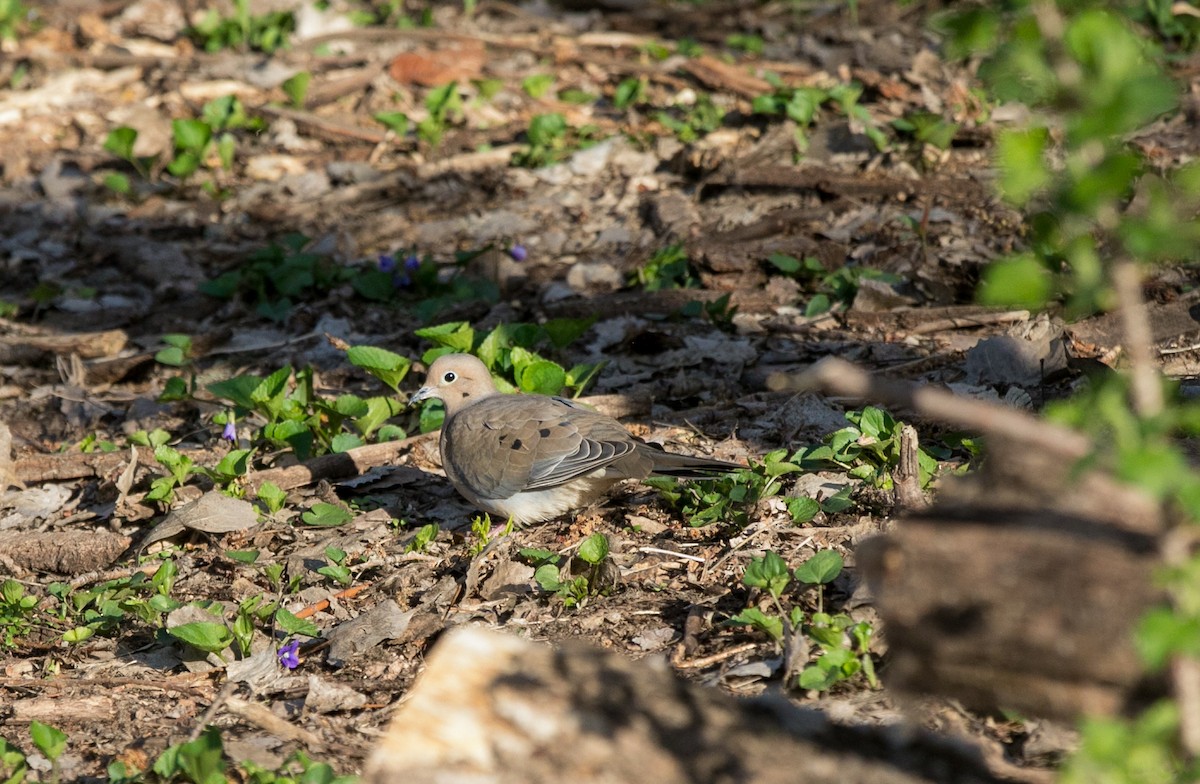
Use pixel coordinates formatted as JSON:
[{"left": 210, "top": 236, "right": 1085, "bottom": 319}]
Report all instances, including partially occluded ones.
[{"left": 410, "top": 353, "right": 500, "bottom": 416}]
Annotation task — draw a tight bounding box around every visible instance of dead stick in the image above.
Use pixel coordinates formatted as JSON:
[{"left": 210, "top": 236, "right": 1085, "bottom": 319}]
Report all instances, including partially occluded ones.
[
  {"left": 295, "top": 583, "right": 373, "bottom": 620},
  {"left": 768, "top": 357, "right": 1092, "bottom": 459},
  {"left": 246, "top": 433, "right": 435, "bottom": 493},
  {"left": 1113, "top": 260, "right": 1163, "bottom": 418},
  {"left": 224, "top": 696, "right": 325, "bottom": 750}
]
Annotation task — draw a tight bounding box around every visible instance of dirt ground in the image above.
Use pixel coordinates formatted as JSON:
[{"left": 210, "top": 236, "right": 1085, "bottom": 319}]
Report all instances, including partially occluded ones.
[{"left": 2, "top": 1, "right": 1199, "bottom": 781}]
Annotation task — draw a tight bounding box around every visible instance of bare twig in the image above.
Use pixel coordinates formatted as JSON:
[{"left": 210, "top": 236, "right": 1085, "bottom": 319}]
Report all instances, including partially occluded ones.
[
  {"left": 1113, "top": 260, "right": 1163, "bottom": 417},
  {"left": 768, "top": 357, "right": 1092, "bottom": 459}
]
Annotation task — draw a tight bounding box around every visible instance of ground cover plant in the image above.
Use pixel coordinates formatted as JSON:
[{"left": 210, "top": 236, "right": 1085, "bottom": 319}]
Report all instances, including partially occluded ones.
[{"left": 0, "top": 0, "right": 1199, "bottom": 781}]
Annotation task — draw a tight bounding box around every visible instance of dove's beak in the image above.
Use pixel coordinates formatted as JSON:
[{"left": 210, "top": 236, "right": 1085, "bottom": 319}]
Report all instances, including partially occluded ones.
[{"left": 408, "top": 386, "right": 436, "bottom": 407}]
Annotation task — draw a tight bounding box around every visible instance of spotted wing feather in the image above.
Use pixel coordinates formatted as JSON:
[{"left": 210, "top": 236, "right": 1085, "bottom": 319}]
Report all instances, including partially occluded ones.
[{"left": 443, "top": 395, "right": 647, "bottom": 501}]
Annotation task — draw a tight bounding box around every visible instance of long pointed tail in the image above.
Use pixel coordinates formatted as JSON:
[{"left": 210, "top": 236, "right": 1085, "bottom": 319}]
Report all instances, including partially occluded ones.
[{"left": 638, "top": 442, "right": 744, "bottom": 478}]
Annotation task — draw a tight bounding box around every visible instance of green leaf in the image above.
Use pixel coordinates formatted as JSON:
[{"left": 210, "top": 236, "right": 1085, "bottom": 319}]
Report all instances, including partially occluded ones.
[
  {"left": 0, "top": 737, "right": 28, "bottom": 783},
  {"left": 541, "top": 317, "right": 595, "bottom": 349},
  {"left": 521, "top": 73, "right": 554, "bottom": 98},
  {"left": 206, "top": 375, "right": 261, "bottom": 410},
  {"left": 176, "top": 728, "right": 226, "bottom": 784},
  {"left": 743, "top": 551, "right": 791, "bottom": 599},
  {"left": 996, "top": 127, "right": 1051, "bottom": 205},
  {"left": 804, "top": 293, "right": 831, "bottom": 317},
  {"left": 518, "top": 547, "right": 557, "bottom": 564},
  {"left": 28, "top": 722, "right": 67, "bottom": 763},
  {"left": 225, "top": 549, "right": 260, "bottom": 564},
  {"left": 407, "top": 522, "right": 439, "bottom": 553},
  {"left": 275, "top": 606, "right": 319, "bottom": 637},
  {"left": 330, "top": 433, "right": 363, "bottom": 453},
  {"left": 517, "top": 360, "right": 566, "bottom": 395},
  {"left": 302, "top": 502, "right": 353, "bottom": 527},
  {"left": 534, "top": 563, "right": 563, "bottom": 591},
  {"left": 415, "top": 321, "right": 475, "bottom": 352},
  {"left": 785, "top": 496, "right": 820, "bottom": 523},
  {"left": 978, "top": 254, "right": 1053, "bottom": 309},
  {"left": 798, "top": 661, "right": 842, "bottom": 691},
  {"left": 172, "top": 118, "right": 212, "bottom": 152},
  {"left": 104, "top": 172, "right": 132, "bottom": 194},
  {"left": 347, "top": 345, "right": 411, "bottom": 392},
  {"left": 167, "top": 621, "right": 233, "bottom": 653},
  {"left": 526, "top": 112, "right": 567, "bottom": 147},
  {"left": 208, "top": 449, "right": 252, "bottom": 483},
  {"left": 613, "top": 77, "right": 645, "bottom": 109},
  {"left": 257, "top": 481, "right": 286, "bottom": 514},
  {"left": 766, "top": 252, "right": 802, "bottom": 275},
  {"left": 282, "top": 70, "right": 311, "bottom": 108},
  {"left": 795, "top": 550, "right": 843, "bottom": 585},
  {"left": 62, "top": 626, "right": 94, "bottom": 644},
  {"left": 374, "top": 111, "right": 410, "bottom": 135},
  {"left": 104, "top": 127, "right": 139, "bottom": 161},
  {"left": 577, "top": 533, "right": 609, "bottom": 565},
  {"left": 418, "top": 400, "right": 445, "bottom": 433},
  {"left": 728, "top": 607, "right": 783, "bottom": 642},
  {"left": 819, "top": 487, "right": 854, "bottom": 513}
]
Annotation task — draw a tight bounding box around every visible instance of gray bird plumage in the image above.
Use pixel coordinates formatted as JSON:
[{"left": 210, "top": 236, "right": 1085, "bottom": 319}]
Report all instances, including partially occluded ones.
[{"left": 409, "top": 353, "right": 741, "bottom": 525}]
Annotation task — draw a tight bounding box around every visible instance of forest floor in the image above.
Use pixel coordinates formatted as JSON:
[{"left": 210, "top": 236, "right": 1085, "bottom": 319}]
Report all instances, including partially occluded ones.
[{"left": 1, "top": 1, "right": 1199, "bottom": 781}]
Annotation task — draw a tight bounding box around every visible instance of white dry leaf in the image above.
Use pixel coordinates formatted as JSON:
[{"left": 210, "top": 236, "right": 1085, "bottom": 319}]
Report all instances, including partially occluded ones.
[
  {"left": 116, "top": 445, "right": 138, "bottom": 502},
  {"left": 0, "top": 421, "right": 19, "bottom": 491},
  {"left": 139, "top": 490, "right": 259, "bottom": 549}
]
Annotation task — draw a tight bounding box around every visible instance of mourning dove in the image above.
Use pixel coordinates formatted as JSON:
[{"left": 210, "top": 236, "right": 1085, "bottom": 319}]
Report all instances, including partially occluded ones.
[{"left": 409, "top": 353, "right": 742, "bottom": 525}]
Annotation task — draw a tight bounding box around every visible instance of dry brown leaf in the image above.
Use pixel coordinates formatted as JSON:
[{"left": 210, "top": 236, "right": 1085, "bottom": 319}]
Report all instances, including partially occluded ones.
[{"left": 388, "top": 43, "right": 486, "bottom": 87}]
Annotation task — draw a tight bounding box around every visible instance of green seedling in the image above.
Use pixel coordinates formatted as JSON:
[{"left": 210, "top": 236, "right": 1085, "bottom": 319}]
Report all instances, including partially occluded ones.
[
  {"left": 678, "top": 292, "right": 738, "bottom": 330},
  {"left": 256, "top": 481, "right": 287, "bottom": 516},
  {"left": 0, "top": 735, "right": 28, "bottom": 783},
  {"left": 0, "top": 579, "right": 37, "bottom": 649},
  {"left": 418, "top": 81, "right": 463, "bottom": 147},
  {"left": 29, "top": 721, "right": 66, "bottom": 784},
  {"left": 281, "top": 71, "right": 310, "bottom": 108},
  {"left": 647, "top": 448, "right": 810, "bottom": 528},
  {"left": 753, "top": 78, "right": 886, "bottom": 155},
  {"left": 793, "top": 406, "right": 939, "bottom": 490},
  {"left": 655, "top": 93, "right": 725, "bottom": 143},
  {"left": 631, "top": 244, "right": 699, "bottom": 291},
  {"left": 317, "top": 546, "right": 353, "bottom": 586},
  {"left": 612, "top": 77, "right": 646, "bottom": 109},
  {"left": 468, "top": 514, "right": 513, "bottom": 556},
  {"left": 725, "top": 32, "right": 764, "bottom": 55},
  {"left": 301, "top": 503, "right": 353, "bottom": 528},
  {"left": 528, "top": 533, "right": 613, "bottom": 609},
  {"left": 188, "top": 0, "right": 294, "bottom": 53},
  {"left": 155, "top": 333, "right": 193, "bottom": 368},
  {"left": 0, "top": 0, "right": 28, "bottom": 41},
  {"left": 374, "top": 111, "right": 410, "bottom": 136},
  {"left": 406, "top": 523, "right": 440, "bottom": 553},
  {"left": 766, "top": 253, "right": 903, "bottom": 317},
  {"left": 521, "top": 73, "right": 555, "bottom": 98},
  {"left": 146, "top": 445, "right": 197, "bottom": 504},
  {"left": 729, "top": 550, "right": 877, "bottom": 691},
  {"left": 891, "top": 111, "right": 960, "bottom": 153},
  {"left": 76, "top": 433, "right": 119, "bottom": 453},
  {"left": 513, "top": 112, "right": 568, "bottom": 168}
]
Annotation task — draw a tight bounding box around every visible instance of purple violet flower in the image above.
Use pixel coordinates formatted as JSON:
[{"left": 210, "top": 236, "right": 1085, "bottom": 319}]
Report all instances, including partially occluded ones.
[
  {"left": 221, "top": 420, "right": 236, "bottom": 443},
  {"left": 393, "top": 273, "right": 412, "bottom": 289},
  {"left": 277, "top": 639, "right": 300, "bottom": 670},
  {"left": 404, "top": 254, "right": 421, "bottom": 272},
  {"left": 507, "top": 244, "right": 527, "bottom": 262},
  {"left": 378, "top": 255, "right": 397, "bottom": 273}
]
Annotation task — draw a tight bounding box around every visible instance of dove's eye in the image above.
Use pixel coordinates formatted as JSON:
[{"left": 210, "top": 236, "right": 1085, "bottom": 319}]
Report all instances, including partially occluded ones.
[{"left": 442, "top": 371, "right": 456, "bottom": 383}]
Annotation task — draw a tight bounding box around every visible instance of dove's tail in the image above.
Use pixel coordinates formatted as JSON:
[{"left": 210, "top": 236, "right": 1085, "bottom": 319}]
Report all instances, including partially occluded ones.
[{"left": 639, "top": 443, "right": 744, "bottom": 478}]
